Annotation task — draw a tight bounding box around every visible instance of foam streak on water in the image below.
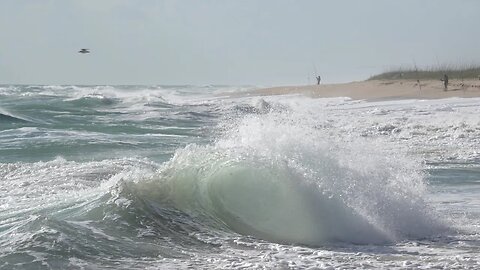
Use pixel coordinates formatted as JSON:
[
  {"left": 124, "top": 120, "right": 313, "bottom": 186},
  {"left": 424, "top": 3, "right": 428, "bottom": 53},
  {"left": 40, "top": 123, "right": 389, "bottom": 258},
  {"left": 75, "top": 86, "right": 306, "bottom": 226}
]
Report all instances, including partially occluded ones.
[{"left": 0, "top": 85, "right": 480, "bottom": 269}]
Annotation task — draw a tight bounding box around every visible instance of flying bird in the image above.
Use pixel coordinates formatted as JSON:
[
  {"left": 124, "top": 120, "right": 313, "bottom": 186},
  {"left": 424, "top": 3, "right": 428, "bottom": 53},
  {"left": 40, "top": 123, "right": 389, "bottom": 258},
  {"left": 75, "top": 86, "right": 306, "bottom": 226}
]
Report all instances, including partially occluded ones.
[{"left": 78, "top": 49, "right": 90, "bottom": 54}]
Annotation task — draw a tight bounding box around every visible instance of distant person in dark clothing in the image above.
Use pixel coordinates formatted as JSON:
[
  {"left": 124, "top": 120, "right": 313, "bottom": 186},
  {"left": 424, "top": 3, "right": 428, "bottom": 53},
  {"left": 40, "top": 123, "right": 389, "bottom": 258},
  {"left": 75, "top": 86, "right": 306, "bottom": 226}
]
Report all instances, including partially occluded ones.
[
  {"left": 443, "top": 74, "right": 449, "bottom": 90},
  {"left": 316, "top": 75, "right": 321, "bottom": 85}
]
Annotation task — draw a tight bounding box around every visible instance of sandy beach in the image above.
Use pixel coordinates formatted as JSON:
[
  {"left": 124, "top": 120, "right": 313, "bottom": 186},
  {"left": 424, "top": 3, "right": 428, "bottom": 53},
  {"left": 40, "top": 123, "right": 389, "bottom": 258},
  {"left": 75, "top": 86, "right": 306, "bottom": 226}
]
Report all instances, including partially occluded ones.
[{"left": 248, "top": 79, "right": 480, "bottom": 101}]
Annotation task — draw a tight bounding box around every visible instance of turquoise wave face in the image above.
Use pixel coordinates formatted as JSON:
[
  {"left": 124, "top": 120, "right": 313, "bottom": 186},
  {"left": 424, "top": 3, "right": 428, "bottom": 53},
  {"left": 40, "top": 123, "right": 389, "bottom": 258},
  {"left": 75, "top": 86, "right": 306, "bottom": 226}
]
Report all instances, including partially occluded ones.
[{"left": 125, "top": 112, "right": 448, "bottom": 246}]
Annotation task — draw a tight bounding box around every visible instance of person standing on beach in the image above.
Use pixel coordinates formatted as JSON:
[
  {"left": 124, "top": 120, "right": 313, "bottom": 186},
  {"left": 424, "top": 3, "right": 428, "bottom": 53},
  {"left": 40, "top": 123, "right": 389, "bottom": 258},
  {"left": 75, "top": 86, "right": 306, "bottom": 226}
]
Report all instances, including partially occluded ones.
[
  {"left": 316, "top": 75, "right": 321, "bottom": 85},
  {"left": 443, "top": 74, "right": 449, "bottom": 91}
]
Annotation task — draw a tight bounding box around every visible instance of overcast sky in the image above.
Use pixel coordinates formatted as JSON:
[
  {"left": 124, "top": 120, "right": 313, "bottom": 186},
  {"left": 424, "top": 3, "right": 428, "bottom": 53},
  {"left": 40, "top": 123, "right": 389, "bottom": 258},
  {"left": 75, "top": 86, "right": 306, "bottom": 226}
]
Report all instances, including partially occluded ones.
[{"left": 1, "top": 0, "right": 479, "bottom": 85}]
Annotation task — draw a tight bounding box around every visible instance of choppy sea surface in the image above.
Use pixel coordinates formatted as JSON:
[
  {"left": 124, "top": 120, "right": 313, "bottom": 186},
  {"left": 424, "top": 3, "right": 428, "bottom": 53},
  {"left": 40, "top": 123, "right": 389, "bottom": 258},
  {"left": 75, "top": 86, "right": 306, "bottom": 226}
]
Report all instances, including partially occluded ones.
[{"left": 1, "top": 84, "right": 479, "bottom": 269}]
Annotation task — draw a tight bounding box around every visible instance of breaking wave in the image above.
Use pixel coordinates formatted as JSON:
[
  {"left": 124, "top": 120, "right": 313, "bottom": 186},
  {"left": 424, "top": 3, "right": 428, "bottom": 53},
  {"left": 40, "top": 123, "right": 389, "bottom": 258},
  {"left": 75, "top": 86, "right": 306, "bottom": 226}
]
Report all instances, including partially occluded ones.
[{"left": 120, "top": 111, "right": 448, "bottom": 245}]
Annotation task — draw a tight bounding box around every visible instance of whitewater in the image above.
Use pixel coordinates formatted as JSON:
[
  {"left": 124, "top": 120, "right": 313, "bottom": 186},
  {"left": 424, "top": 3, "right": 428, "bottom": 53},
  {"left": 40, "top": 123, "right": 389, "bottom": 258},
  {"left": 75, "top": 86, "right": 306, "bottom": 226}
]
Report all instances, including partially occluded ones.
[{"left": 0, "top": 84, "right": 479, "bottom": 269}]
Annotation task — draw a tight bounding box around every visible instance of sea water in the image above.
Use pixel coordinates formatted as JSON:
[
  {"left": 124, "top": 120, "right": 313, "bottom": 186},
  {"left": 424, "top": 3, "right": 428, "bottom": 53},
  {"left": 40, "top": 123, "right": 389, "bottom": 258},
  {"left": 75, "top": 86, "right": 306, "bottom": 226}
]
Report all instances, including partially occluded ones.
[{"left": 0, "top": 85, "right": 479, "bottom": 269}]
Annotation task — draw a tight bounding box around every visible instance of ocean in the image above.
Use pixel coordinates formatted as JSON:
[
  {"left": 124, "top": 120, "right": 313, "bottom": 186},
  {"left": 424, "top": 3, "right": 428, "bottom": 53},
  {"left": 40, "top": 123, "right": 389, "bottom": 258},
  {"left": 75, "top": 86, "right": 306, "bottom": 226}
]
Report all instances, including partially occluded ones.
[{"left": 0, "top": 85, "right": 479, "bottom": 269}]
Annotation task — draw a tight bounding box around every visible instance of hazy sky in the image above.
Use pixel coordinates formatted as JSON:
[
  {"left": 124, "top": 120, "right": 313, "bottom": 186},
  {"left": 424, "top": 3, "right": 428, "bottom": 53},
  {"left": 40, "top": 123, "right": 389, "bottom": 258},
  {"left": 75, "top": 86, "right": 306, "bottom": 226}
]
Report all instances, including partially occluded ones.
[{"left": 1, "top": 0, "right": 479, "bottom": 85}]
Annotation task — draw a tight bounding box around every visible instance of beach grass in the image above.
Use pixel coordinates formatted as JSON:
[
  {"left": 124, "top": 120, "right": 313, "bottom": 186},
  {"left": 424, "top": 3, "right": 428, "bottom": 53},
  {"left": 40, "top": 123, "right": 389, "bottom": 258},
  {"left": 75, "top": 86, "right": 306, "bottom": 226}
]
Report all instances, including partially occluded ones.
[{"left": 368, "top": 64, "right": 480, "bottom": 81}]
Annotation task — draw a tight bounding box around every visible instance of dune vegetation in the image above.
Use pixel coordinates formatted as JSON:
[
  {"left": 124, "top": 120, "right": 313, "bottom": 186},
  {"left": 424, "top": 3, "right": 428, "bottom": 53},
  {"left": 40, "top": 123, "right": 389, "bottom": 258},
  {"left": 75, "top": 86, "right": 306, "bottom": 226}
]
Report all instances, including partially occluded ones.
[{"left": 368, "top": 65, "right": 480, "bottom": 81}]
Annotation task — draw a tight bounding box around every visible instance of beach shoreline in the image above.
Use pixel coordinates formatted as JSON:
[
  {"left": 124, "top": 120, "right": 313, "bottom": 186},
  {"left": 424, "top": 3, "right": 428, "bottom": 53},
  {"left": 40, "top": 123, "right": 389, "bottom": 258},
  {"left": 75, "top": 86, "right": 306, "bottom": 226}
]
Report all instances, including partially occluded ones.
[{"left": 245, "top": 79, "right": 480, "bottom": 101}]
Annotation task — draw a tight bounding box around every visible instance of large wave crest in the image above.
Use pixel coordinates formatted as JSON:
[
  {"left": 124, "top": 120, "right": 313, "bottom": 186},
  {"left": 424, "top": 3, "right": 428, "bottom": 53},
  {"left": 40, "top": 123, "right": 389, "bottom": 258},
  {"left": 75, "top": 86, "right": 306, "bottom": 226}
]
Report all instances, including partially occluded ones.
[{"left": 125, "top": 110, "right": 448, "bottom": 245}]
